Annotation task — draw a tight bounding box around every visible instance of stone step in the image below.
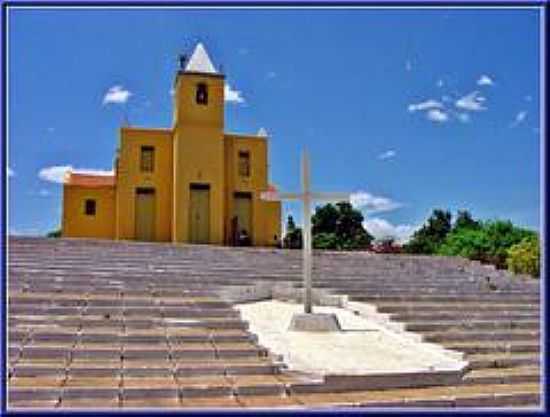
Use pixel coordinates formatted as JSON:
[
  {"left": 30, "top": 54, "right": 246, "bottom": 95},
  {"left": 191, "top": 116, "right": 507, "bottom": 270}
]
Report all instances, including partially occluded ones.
[
  {"left": 392, "top": 312, "right": 540, "bottom": 322},
  {"left": 442, "top": 340, "right": 540, "bottom": 355},
  {"left": 376, "top": 302, "right": 540, "bottom": 313},
  {"left": 462, "top": 366, "right": 540, "bottom": 385},
  {"left": 466, "top": 353, "right": 541, "bottom": 370},
  {"left": 405, "top": 319, "right": 539, "bottom": 332},
  {"left": 423, "top": 329, "right": 539, "bottom": 343},
  {"left": 351, "top": 295, "right": 540, "bottom": 303}
]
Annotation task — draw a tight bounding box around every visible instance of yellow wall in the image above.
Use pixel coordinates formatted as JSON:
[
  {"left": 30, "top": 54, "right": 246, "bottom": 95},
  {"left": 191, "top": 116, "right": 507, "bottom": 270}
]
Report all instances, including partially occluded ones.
[
  {"left": 224, "top": 133, "right": 281, "bottom": 246},
  {"left": 61, "top": 67, "right": 280, "bottom": 247},
  {"left": 173, "top": 72, "right": 225, "bottom": 244},
  {"left": 115, "top": 127, "right": 173, "bottom": 242},
  {"left": 62, "top": 185, "right": 116, "bottom": 239}
]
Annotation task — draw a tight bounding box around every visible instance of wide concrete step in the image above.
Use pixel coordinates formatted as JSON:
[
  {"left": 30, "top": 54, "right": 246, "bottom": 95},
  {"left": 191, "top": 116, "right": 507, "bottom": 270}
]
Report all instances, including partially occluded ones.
[
  {"left": 442, "top": 340, "right": 540, "bottom": 355},
  {"left": 351, "top": 294, "right": 540, "bottom": 303},
  {"left": 376, "top": 302, "right": 540, "bottom": 313},
  {"left": 466, "top": 353, "right": 541, "bottom": 370},
  {"left": 462, "top": 366, "right": 540, "bottom": 385},
  {"left": 423, "top": 329, "right": 539, "bottom": 343},
  {"left": 392, "top": 312, "right": 540, "bottom": 322},
  {"left": 405, "top": 320, "right": 539, "bottom": 332}
]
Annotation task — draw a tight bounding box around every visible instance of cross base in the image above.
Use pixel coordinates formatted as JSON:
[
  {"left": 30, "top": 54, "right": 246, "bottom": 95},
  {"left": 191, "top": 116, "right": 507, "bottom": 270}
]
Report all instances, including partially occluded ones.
[{"left": 288, "top": 312, "right": 342, "bottom": 332}]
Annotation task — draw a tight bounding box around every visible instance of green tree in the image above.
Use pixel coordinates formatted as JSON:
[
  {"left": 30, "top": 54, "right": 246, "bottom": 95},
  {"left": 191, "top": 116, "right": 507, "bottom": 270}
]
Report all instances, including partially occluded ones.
[
  {"left": 404, "top": 209, "right": 452, "bottom": 254},
  {"left": 438, "top": 228, "right": 491, "bottom": 261},
  {"left": 507, "top": 235, "right": 540, "bottom": 278},
  {"left": 311, "top": 202, "right": 373, "bottom": 250},
  {"left": 46, "top": 228, "right": 61, "bottom": 238},
  {"left": 481, "top": 220, "right": 536, "bottom": 268},
  {"left": 438, "top": 219, "right": 536, "bottom": 269},
  {"left": 454, "top": 210, "right": 481, "bottom": 231},
  {"left": 283, "top": 215, "right": 302, "bottom": 249}
]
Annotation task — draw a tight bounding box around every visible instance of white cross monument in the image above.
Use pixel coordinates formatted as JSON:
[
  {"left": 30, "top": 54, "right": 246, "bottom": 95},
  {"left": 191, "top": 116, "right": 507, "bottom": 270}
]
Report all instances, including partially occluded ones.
[{"left": 261, "top": 150, "right": 350, "bottom": 331}]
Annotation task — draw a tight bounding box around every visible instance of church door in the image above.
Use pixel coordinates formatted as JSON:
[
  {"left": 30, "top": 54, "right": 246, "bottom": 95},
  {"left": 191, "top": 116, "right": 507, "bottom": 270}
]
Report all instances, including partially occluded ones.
[
  {"left": 135, "top": 188, "right": 156, "bottom": 241},
  {"left": 189, "top": 184, "right": 210, "bottom": 243},
  {"left": 234, "top": 192, "right": 252, "bottom": 245}
]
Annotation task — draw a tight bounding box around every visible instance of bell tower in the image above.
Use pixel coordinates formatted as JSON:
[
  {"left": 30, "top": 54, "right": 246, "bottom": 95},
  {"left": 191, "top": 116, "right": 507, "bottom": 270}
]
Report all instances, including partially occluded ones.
[{"left": 172, "top": 43, "right": 226, "bottom": 244}]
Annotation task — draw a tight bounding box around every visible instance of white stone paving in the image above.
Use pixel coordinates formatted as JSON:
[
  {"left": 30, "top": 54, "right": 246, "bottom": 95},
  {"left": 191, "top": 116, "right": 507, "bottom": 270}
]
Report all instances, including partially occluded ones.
[{"left": 236, "top": 300, "right": 466, "bottom": 376}]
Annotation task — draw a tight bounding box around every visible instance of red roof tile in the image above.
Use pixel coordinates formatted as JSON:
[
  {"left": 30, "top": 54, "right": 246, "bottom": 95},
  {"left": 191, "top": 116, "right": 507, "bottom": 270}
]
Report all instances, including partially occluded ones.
[{"left": 65, "top": 173, "right": 115, "bottom": 188}]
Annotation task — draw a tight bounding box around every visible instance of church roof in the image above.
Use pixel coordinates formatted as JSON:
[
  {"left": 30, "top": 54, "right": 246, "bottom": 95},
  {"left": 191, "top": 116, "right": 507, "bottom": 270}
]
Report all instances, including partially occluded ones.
[
  {"left": 185, "top": 43, "right": 218, "bottom": 74},
  {"left": 65, "top": 171, "right": 115, "bottom": 187}
]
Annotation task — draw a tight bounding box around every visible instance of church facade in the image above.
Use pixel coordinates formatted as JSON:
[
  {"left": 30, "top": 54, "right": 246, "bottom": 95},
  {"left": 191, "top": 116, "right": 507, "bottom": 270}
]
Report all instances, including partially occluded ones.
[{"left": 62, "top": 43, "right": 281, "bottom": 246}]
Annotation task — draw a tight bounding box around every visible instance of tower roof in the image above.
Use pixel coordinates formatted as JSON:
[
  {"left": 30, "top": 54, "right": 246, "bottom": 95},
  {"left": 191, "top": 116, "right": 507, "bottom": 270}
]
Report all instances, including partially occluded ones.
[{"left": 185, "top": 43, "right": 218, "bottom": 74}]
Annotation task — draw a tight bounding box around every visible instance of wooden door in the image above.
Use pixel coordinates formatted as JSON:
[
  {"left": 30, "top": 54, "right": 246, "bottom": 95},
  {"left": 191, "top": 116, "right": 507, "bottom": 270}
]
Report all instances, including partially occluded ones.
[
  {"left": 135, "top": 188, "right": 156, "bottom": 241},
  {"left": 189, "top": 185, "right": 210, "bottom": 243},
  {"left": 234, "top": 192, "right": 252, "bottom": 240}
]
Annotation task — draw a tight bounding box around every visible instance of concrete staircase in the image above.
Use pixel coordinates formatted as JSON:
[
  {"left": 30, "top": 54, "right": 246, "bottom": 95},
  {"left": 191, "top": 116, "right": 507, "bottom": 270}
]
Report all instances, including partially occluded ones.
[{"left": 7, "top": 237, "right": 542, "bottom": 409}]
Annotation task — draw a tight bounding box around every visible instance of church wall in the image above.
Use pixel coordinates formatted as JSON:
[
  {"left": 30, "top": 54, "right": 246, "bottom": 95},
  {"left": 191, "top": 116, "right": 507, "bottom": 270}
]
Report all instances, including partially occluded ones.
[
  {"left": 224, "top": 134, "right": 281, "bottom": 246},
  {"left": 115, "top": 127, "right": 173, "bottom": 242},
  {"left": 62, "top": 185, "right": 116, "bottom": 239},
  {"left": 172, "top": 72, "right": 225, "bottom": 244}
]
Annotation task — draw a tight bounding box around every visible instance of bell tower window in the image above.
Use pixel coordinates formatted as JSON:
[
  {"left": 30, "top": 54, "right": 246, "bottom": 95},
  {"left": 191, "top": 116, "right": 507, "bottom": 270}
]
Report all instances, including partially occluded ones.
[{"left": 196, "top": 83, "right": 208, "bottom": 105}]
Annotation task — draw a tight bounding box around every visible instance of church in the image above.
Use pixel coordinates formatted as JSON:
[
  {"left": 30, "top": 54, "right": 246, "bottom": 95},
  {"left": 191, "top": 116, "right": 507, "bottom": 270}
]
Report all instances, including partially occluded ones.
[{"left": 62, "top": 43, "right": 281, "bottom": 246}]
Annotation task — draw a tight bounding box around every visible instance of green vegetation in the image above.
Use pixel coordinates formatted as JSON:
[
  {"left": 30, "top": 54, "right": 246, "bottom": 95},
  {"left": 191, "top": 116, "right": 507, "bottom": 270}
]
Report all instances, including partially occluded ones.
[
  {"left": 46, "top": 228, "right": 62, "bottom": 238},
  {"left": 403, "top": 209, "right": 452, "bottom": 254},
  {"left": 507, "top": 235, "right": 540, "bottom": 278},
  {"left": 404, "top": 209, "right": 539, "bottom": 277},
  {"left": 282, "top": 205, "right": 539, "bottom": 278},
  {"left": 311, "top": 202, "right": 373, "bottom": 250},
  {"left": 283, "top": 202, "right": 373, "bottom": 250},
  {"left": 282, "top": 215, "right": 302, "bottom": 249}
]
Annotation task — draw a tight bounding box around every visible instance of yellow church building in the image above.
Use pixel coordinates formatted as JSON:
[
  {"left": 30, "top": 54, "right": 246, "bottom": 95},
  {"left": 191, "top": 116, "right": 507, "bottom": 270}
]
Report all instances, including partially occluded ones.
[{"left": 62, "top": 43, "right": 281, "bottom": 246}]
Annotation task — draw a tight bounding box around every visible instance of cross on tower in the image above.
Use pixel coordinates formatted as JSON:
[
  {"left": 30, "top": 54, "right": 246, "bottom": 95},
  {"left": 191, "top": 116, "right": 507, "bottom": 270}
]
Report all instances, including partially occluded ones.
[{"left": 261, "top": 150, "right": 350, "bottom": 315}]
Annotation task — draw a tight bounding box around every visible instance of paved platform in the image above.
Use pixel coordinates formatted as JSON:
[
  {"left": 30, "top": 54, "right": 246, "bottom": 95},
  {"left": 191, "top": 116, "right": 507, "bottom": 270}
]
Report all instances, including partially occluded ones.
[{"left": 237, "top": 300, "right": 465, "bottom": 376}]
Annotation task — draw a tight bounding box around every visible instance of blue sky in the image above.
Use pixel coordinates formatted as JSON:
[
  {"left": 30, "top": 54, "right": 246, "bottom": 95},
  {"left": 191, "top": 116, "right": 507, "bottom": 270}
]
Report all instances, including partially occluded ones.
[{"left": 6, "top": 7, "right": 541, "bottom": 241}]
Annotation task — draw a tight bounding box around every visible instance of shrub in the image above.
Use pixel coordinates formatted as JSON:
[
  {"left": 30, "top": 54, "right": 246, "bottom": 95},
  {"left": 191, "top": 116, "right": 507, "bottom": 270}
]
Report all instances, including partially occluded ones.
[
  {"left": 507, "top": 235, "right": 540, "bottom": 278},
  {"left": 46, "top": 228, "right": 61, "bottom": 238}
]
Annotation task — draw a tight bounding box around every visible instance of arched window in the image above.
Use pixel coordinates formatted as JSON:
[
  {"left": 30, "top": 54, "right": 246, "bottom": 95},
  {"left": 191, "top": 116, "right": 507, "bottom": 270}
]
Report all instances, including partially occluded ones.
[{"left": 196, "top": 83, "right": 208, "bottom": 105}]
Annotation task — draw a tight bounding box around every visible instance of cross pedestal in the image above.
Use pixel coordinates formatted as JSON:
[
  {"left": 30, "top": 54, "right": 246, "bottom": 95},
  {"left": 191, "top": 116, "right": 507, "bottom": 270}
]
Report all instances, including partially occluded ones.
[{"left": 261, "top": 150, "right": 350, "bottom": 332}]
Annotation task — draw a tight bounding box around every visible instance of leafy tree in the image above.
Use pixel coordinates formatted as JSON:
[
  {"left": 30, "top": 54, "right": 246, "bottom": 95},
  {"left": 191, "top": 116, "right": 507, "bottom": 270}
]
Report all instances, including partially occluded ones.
[
  {"left": 439, "top": 219, "right": 536, "bottom": 269},
  {"left": 404, "top": 209, "right": 452, "bottom": 254},
  {"left": 454, "top": 210, "right": 481, "bottom": 231},
  {"left": 311, "top": 202, "right": 373, "bottom": 250},
  {"left": 481, "top": 220, "right": 536, "bottom": 268},
  {"left": 47, "top": 228, "right": 61, "bottom": 238},
  {"left": 283, "top": 215, "right": 302, "bottom": 249},
  {"left": 438, "top": 228, "right": 491, "bottom": 261},
  {"left": 507, "top": 235, "right": 540, "bottom": 278}
]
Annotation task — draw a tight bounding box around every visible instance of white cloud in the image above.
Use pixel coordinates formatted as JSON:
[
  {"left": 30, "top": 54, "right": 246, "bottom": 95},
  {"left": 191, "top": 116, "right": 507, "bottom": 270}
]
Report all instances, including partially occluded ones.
[
  {"left": 510, "top": 111, "right": 528, "bottom": 128},
  {"left": 266, "top": 71, "right": 277, "bottom": 79},
  {"left": 37, "top": 189, "right": 51, "bottom": 197},
  {"left": 224, "top": 83, "right": 245, "bottom": 104},
  {"left": 39, "top": 165, "right": 71, "bottom": 183},
  {"left": 7, "top": 167, "right": 15, "bottom": 177},
  {"left": 378, "top": 150, "right": 396, "bottom": 160},
  {"left": 405, "top": 60, "right": 412, "bottom": 72},
  {"left": 350, "top": 191, "right": 402, "bottom": 214},
  {"left": 436, "top": 79, "right": 444, "bottom": 88},
  {"left": 455, "top": 91, "right": 487, "bottom": 111},
  {"left": 169, "top": 87, "right": 175, "bottom": 97},
  {"left": 477, "top": 74, "right": 494, "bottom": 86},
  {"left": 38, "top": 165, "right": 113, "bottom": 184},
  {"left": 103, "top": 85, "right": 132, "bottom": 105},
  {"left": 408, "top": 99, "right": 443, "bottom": 113},
  {"left": 426, "top": 108, "right": 449, "bottom": 123},
  {"left": 363, "top": 217, "right": 417, "bottom": 244}
]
